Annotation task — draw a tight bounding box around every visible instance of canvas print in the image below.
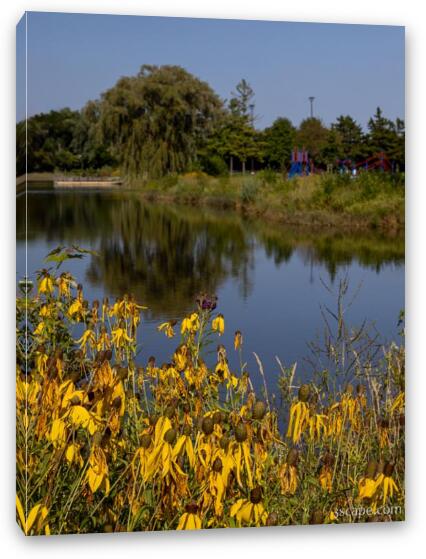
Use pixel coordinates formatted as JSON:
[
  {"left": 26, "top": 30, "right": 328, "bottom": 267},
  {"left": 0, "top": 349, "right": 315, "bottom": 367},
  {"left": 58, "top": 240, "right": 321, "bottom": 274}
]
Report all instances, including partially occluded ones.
[{"left": 16, "top": 12, "right": 405, "bottom": 535}]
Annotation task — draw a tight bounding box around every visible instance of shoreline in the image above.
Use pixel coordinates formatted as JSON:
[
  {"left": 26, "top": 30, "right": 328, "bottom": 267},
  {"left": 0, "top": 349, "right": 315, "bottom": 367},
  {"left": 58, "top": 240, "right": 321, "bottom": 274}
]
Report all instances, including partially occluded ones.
[
  {"left": 132, "top": 188, "right": 405, "bottom": 236},
  {"left": 17, "top": 172, "right": 405, "bottom": 236}
]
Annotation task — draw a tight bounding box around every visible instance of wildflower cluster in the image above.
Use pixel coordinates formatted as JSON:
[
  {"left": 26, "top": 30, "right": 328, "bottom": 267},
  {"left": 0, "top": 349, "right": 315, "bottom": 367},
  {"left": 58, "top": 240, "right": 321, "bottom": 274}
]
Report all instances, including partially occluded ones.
[{"left": 16, "top": 265, "right": 404, "bottom": 535}]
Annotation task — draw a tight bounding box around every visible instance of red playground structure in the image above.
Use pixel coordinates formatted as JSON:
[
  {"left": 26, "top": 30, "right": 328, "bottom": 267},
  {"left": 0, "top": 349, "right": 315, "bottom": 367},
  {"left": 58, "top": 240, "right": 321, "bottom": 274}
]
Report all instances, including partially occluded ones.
[{"left": 337, "top": 152, "right": 392, "bottom": 174}]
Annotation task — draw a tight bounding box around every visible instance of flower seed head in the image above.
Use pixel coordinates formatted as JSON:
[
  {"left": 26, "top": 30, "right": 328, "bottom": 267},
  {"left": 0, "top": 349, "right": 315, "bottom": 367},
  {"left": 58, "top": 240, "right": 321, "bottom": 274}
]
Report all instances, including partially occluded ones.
[
  {"left": 235, "top": 423, "right": 248, "bottom": 443},
  {"left": 286, "top": 448, "right": 299, "bottom": 466},
  {"left": 213, "top": 411, "right": 223, "bottom": 425},
  {"left": 298, "top": 384, "right": 311, "bottom": 402},
  {"left": 266, "top": 512, "right": 278, "bottom": 526},
  {"left": 384, "top": 462, "right": 395, "bottom": 477},
  {"left": 185, "top": 502, "right": 198, "bottom": 514},
  {"left": 164, "top": 428, "right": 177, "bottom": 445},
  {"left": 250, "top": 486, "right": 263, "bottom": 504},
  {"left": 212, "top": 457, "right": 223, "bottom": 473},
  {"left": 165, "top": 404, "right": 176, "bottom": 419},
  {"left": 182, "top": 425, "right": 192, "bottom": 436},
  {"left": 140, "top": 434, "right": 152, "bottom": 449},
  {"left": 253, "top": 401, "right": 267, "bottom": 420},
  {"left": 201, "top": 417, "right": 214, "bottom": 435},
  {"left": 220, "top": 435, "right": 230, "bottom": 450},
  {"left": 323, "top": 452, "right": 334, "bottom": 467}
]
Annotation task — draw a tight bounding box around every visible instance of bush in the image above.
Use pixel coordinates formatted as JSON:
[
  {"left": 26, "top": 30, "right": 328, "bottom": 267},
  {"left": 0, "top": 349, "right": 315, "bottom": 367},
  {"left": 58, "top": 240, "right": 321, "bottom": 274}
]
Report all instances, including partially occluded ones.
[{"left": 199, "top": 154, "right": 228, "bottom": 177}]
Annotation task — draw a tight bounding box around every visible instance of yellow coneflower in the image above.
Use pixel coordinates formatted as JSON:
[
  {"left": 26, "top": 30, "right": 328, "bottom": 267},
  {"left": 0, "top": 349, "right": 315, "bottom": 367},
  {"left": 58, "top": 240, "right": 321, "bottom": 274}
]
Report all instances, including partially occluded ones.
[
  {"left": 158, "top": 320, "right": 176, "bottom": 338},
  {"left": 202, "top": 456, "right": 226, "bottom": 516},
  {"left": 57, "top": 273, "right": 72, "bottom": 298},
  {"left": 212, "top": 314, "right": 225, "bottom": 335},
  {"left": 230, "top": 487, "right": 268, "bottom": 527},
  {"left": 279, "top": 449, "right": 298, "bottom": 495},
  {"left": 181, "top": 312, "right": 200, "bottom": 335},
  {"left": 86, "top": 446, "right": 110, "bottom": 494},
  {"left": 65, "top": 443, "right": 84, "bottom": 467},
  {"left": 65, "top": 405, "right": 98, "bottom": 435},
  {"left": 75, "top": 328, "right": 96, "bottom": 356},
  {"left": 376, "top": 462, "right": 399, "bottom": 505},
  {"left": 233, "top": 423, "right": 253, "bottom": 489},
  {"left": 286, "top": 384, "right": 311, "bottom": 443},
  {"left": 38, "top": 273, "right": 54, "bottom": 295},
  {"left": 358, "top": 460, "right": 379, "bottom": 500},
  {"left": 234, "top": 330, "right": 243, "bottom": 350},
  {"left": 319, "top": 452, "right": 334, "bottom": 493},
  {"left": 111, "top": 323, "right": 133, "bottom": 347},
  {"left": 173, "top": 344, "right": 188, "bottom": 371},
  {"left": 96, "top": 326, "right": 111, "bottom": 351},
  {"left": 68, "top": 298, "right": 83, "bottom": 319},
  {"left": 132, "top": 434, "right": 152, "bottom": 481},
  {"left": 319, "top": 466, "right": 333, "bottom": 492},
  {"left": 173, "top": 426, "right": 196, "bottom": 469},
  {"left": 308, "top": 408, "right": 328, "bottom": 441},
  {"left": 378, "top": 418, "right": 390, "bottom": 448},
  {"left": 177, "top": 503, "right": 202, "bottom": 530}
]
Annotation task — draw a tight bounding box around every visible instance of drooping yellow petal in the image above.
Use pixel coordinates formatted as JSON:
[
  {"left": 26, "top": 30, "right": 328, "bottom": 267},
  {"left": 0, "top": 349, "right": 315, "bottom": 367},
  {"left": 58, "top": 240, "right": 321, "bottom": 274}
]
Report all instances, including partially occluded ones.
[{"left": 16, "top": 495, "right": 26, "bottom": 532}]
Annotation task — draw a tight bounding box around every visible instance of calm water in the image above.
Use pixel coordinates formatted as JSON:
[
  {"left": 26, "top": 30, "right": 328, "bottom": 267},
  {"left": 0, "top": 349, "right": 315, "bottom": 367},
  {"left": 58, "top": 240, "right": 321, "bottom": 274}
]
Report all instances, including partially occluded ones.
[{"left": 16, "top": 191, "right": 404, "bottom": 392}]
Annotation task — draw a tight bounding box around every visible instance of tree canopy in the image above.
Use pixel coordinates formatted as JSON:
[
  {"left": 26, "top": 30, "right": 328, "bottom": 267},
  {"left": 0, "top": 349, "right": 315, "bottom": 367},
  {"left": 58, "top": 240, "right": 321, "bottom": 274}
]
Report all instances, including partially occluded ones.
[
  {"left": 16, "top": 66, "right": 405, "bottom": 177},
  {"left": 94, "top": 65, "right": 223, "bottom": 178}
]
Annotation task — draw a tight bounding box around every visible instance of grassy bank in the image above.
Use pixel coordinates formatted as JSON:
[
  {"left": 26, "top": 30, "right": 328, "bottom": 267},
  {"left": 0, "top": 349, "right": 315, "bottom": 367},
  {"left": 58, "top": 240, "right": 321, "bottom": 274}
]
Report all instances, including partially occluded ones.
[{"left": 130, "top": 171, "right": 405, "bottom": 234}]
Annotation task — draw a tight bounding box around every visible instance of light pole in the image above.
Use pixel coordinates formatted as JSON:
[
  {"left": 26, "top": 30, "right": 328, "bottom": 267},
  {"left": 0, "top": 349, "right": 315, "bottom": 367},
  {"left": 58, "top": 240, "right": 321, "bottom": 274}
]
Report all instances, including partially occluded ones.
[{"left": 308, "top": 96, "right": 315, "bottom": 118}]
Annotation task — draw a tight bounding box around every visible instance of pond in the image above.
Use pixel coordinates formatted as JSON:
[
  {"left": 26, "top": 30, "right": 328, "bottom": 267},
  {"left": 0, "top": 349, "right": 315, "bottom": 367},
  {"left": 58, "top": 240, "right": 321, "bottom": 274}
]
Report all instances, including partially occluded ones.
[{"left": 16, "top": 190, "right": 404, "bottom": 393}]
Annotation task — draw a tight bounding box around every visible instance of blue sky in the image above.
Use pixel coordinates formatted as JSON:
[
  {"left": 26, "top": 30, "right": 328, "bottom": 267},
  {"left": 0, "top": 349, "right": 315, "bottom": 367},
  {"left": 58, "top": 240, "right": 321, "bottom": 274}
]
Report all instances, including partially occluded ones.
[{"left": 16, "top": 12, "right": 405, "bottom": 128}]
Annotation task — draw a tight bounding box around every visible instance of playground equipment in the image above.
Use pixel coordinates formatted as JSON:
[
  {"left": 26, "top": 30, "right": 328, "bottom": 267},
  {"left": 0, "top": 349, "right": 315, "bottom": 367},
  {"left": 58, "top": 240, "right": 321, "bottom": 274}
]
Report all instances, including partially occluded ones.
[
  {"left": 337, "top": 152, "right": 391, "bottom": 175},
  {"left": 289, "top": 148, "right": 313, "bottom": 178}
]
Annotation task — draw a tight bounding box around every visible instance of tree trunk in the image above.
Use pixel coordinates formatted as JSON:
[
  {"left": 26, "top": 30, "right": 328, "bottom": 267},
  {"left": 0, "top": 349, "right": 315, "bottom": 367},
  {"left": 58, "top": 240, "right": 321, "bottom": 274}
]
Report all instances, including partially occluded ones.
[
  {"left": 242, "top": 160, "right": 246, "bottom": 175},
  {"left": 230, "top": 156, "right": 233, "bottom": 175}
]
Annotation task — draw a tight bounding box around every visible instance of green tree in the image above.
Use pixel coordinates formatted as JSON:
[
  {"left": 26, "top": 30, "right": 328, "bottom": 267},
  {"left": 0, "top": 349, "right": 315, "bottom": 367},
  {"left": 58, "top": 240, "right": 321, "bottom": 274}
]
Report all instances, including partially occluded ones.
[
  {"left": 16, "top": 108, "right": 83, "bottom": 175},
  {"left": 203, "top": 80, "right": 260, "bottom": 174},
  {"left": 331, "top": 115, "right": 365, "bottom": 161},
  {"left": 263, "top": 117, "right": 296, "bottom": 171},
  {"left": 230, "top": 79, "right": 255, "bottom": 119},
  {"left": 96, "top": 65, "right": 223, "bottom": 178},
  {"left": 295, "top": 117, "right": 329, "bottom": 165},
  {"left": 367, "top": 107, "right": 397, "bottom": 154}
]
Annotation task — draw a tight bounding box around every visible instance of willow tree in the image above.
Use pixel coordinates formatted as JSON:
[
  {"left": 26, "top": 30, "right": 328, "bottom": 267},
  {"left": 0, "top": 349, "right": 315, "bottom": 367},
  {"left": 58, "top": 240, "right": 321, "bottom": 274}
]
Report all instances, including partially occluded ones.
[{"left": 93, "top": 64, "right": 224, "bottom": 178}]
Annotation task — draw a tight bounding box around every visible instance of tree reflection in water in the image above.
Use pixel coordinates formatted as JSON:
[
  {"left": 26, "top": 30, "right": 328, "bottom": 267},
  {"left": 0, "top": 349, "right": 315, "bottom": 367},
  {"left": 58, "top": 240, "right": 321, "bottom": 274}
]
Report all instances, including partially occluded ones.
[{"left": 18, "top": 191, "right": 404, "bottom": 318}]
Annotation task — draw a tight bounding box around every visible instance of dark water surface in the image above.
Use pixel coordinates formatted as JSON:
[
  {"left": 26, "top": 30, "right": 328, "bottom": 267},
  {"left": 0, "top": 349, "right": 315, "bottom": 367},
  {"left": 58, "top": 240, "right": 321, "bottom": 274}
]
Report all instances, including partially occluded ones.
[{"left": 17, "top": 191, "right": 404, "bottom": 392}]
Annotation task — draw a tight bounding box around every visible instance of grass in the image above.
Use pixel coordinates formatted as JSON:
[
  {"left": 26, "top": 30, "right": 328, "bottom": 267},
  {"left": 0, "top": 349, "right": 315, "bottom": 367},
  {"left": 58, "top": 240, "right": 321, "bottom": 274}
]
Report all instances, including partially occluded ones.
[
  {"left": 16, "top": 251, "right": 405, "bottom": 535},
  {"left": 129, "top": 171, "right": 405, "bottom": 234}
]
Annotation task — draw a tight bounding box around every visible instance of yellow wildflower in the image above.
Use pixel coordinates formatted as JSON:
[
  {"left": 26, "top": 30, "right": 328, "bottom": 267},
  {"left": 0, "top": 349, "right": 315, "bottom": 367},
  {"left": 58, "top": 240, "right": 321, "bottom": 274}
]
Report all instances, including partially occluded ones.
[
  {"left": 212, "top": 314, "right": 225, "bottom": 335},
  {"left": 230, "top": 487, "right": 268, "bottom": 527}
]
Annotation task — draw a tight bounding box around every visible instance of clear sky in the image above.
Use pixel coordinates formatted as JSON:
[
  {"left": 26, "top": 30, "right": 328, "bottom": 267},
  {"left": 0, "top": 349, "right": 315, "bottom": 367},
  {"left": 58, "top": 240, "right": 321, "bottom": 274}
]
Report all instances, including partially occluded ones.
[{"left": 16, "top": 12, "right": 405, "bottom": 129}]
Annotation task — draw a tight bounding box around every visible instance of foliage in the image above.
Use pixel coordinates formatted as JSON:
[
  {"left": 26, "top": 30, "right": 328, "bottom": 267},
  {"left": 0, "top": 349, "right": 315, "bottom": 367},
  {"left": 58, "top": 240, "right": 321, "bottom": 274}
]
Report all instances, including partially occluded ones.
[
  {"left": 296, "top": 117, "right": 329, "bottom": 164},
  {"left": 16, "top": 59, "right": 405, "bottom": 177},
  {"left": 95, "top": 65, "right": 223, "bottom": 178},
  {"left": 262, "top": 118, "right": 296, "bottom": 172}
]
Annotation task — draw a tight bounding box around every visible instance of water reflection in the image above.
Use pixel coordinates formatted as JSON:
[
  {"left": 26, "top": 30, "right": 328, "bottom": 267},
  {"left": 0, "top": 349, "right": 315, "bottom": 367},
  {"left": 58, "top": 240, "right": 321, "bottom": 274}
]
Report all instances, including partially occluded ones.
[{"left": 17, "top": 191, "right": 404, "bottom": 318}]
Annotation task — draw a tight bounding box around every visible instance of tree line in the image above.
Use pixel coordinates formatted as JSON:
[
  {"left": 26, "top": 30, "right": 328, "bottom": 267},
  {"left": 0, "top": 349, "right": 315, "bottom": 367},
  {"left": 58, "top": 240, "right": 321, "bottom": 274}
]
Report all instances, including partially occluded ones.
[{"left": 16, "top": 64, "right": 405, "bottom": 178}]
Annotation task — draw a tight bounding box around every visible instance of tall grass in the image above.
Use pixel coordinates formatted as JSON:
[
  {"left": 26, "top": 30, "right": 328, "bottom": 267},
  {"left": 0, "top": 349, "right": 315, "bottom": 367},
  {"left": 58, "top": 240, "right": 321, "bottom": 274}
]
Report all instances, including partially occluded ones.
[{"left": 130, "top": 171, "right": 405, "bottom": 233}]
